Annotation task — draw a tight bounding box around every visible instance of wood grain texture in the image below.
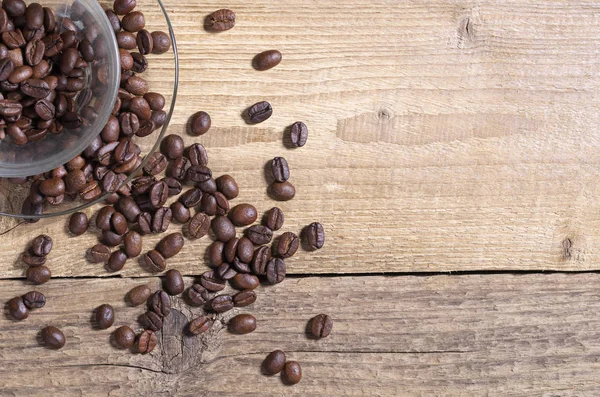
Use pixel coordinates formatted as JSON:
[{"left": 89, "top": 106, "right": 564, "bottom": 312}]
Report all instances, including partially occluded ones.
[
  {"left": 2, "top": 274, "right": 600, "bottom": 396},
  {"left": 2, "top": 0, "right": 600, "bottom": 275}
]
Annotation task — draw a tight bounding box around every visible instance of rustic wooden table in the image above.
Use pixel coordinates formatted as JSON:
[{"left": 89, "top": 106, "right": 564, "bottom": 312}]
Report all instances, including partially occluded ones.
[{"left": 2, "top": 0, "right": 600, "bottom": 395}]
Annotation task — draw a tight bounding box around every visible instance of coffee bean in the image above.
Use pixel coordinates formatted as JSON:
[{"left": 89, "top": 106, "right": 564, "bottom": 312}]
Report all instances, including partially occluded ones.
[
  {"left": 3, "top": 0, "right": 26, "bottom": 17},
  {"left": 39, "top": 177, "right": 64, "bottom": 197},
  {"left": 164, "top": 269, "right": 184, "bottom": 295},
  {"left": 148, "top": 181, "right": 168, "bottom": 208},
  {"left": 136, "top": 29, "right": 153, "bottom": 55},
  {"left": 8, "top": 296, "right": 28, "bottom": 320},
  {"left": 266, "top": 258, "right": 285, "bottom": 284},
  {"left": 247, "top": 101, "right": 272, "bottom": 123},
  {"left": 216, "top": 262, "right": 237, "bottom": 281},
  {"left": 187, "top": 212, "right": 210, "bottom": 239},
  {"left": 116, "top": 31, "right": 136, "bottom": 49},
  {"left": 233, "top": 289, "right": 256, "bottom": 307},
  {"left": 114, "top": 0, "right": 136, "bottom": 15},
  {"left": 2, "top": 30, "right": 25, "bottom": 49},
  {"left": 179, "top": 188, "right": 203, "bottom": 208},
  {"left": 282, "top": 361, "right": 302, "bottom": 385},
  {"left": 144, "top": 92, "right": 165, "bottom": 111},
  {"left": 230, "top": 273, "right": 259, "bottom": 290},
  {"left": 207, "top": 241, "right": 225, "bottom": 268},
  {"left": 95, "top": 304, "right": 115, "bottom": 329},
  {"left": 151, "top": 207, "right": 172, "bottom": 233},
  {"left": 107, "top": 250, "right": 127, "bottom": 272},
  {"left": 31, "top": 234, "right": 52, "bottom": 256},
  {"left": 129, "top": 96, "right": 151, "bottom": 120},
  {"left": 168, "top": 156, "right": 190, "bottom": 180},
  {"left": 197, "top": 178, "right": 217, "bottom": 194},
  {"left": 88, "top": 244, "right": 111, "bottom": 263},
  {"left": 304, "top": 222, "right": 325, "bottom": 249},
  {"left": 251, "top": 245, "right": 271, "bottom": 275},
  {"left": 22, "top": 291, "right": 45, "bottom": 309},
  {"left": 96, "top": 206, "right": 116, "bottom": 231},
  {"left": 26, "top": 265, "right": 50, "bottom": 284},
  {"left": 124, "top": 75, "right": 149, "bottom": 96},
  {"left": 156, "top": 233, "right": 184, "bottom": 259},
  {"left": 151, "top": 31, "right": 170, "bottom": 54},
  {"left": 170, "top": 201, "right": 191, "bottom": 223},
  {"left": 0, "top": 98, "right": 22, "bottom": 117},
  {"left": 117, "top": 197, "right": 141, "bottom": 222},
  {"left": 271, "top": 157, "right": 289, "bottom": 183},
  {"left": 262, "top": 350, "right": 286, "bottom": 375},
  {"left": 131, "top": 175, "right": 155, "bottom": 196},
  {"left": 264, "top": 207, "right": 284, "bottom": 231},
  {"left": 140, "top": 310, "right": 162, "bottom": 331},
  {"left": 231, "top": 257, "right": 251, "bottom": 273},
  {"left": 228, "top": 314, "right": 256, "bottom": 334},
  {"left": 208, "top": 294, "right": 233, "bottom": 313},
  {"left": 289, "top": 121, "right": 308, "bottom": 147},
  {"left": 137, "top": 212, "right": 152, "bottom": 234},
  {"left": 269, "top": 181, "right": 296, "bottom": 201},
  {"left": 253, "top": 50, "right": 282, "bottom": 71},
  {"left": 309, "top": 314, "right": 333, "bottom": 338},
  {"left": 187, "top": 283, "right": 209, "bottom": 306},
  {"left": 214, "top": 192, "right": 230, "bottom": 215},
  {"left": 149, "top": 290, "right": 170, "bottom": 317},
  {"left": 246, "top": 225, "right": 272, "bottom": 245},
  {"left": 121, "top": 231, "right": 141, "bottom": 258},
  {"left": 200, "top": 270, "right": 225, "bottom": 292},
  {"left": 162, "top": 177, "right": 182, "bottom": 196},
  {"left": 188, "top": 315, "right": 213, "bottom": 335},
  {"left": 141, "top": 249, "right": 166, "bottom": 273},
  {"left": 223, "top": 237, "right": 239, "bottom": 263},
  {"left": 234, "top": 237, "right": 254, "bottom": 263},
  {"left": 24, "top": 38, "right": 44, "bottom": 66},
  {"left": 122, "top": 11, "right": 145, "bottom": 32},
  {"left": 111, "top": 212, "right": 128, "bottom": 235},
  {"left": 275, "top": 232, "right": 299, "bottom": 259},
  {"left": 102, "top": 230, "right": 123, "bottom": 247},
  {"left": 189, "top": 111, "right": 210, "bottom": 136},
  {"left": 137, "top": 329, "right": 157, "bottom": 354},
  {"left": 113, "top": 325, "right": 135, "bottom": 348},
  {"left": 212, "top": 215, "right": 236, "bottom": 242},
  {"left": 229, "top": 203, "right": 257, "bottom": 227},
  {"left": 0, "top": 58, "right": 14, "bottom": 81},
  {"left": 199, "top": 194, "right": 217, "bottom": 216},
  {"left": 209, "top": 9, "right": 235, "bottom": 31},
  {"left": 41, "top": 326, "right": 65, "bottom": 349},
  {"left": 186, "top": 165, "right": 212, "bottom": 183},
  {"left": 160, "top": 134, "right": 184, "bottom": 160}
]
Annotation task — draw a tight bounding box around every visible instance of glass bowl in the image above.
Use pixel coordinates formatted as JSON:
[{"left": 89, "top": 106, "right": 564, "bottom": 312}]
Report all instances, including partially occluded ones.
[{"left": 0, "top": 0, "right": 178, "bottom": 219}]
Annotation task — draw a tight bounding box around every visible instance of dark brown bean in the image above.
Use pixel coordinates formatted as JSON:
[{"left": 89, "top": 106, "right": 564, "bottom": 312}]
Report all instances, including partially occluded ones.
[
  {"left": 164, "top": 269, "right": 184, "bottom": 295},
  {"left": 309, "top": 314, "right": 333, "bottom": 338},
  {"left": 8, "top": 296, "right": 28, "bottom": 320},
  {"left": 237, "top": 237, "right": 254, "bottom": 263},
  {"left": 31, "top": 234, "right": 52, "bottom": 256},
  {"left": 209, "top": 9, "right": 235, "bottom": 31},
  {"left": 289, "top": 121, "right": 308, "bottom": 147},
  {"left": 136, "top": 29, "right": 153, "bottom": 55},
  {"left": 200, "top": 270, "right": 225, "bottom": 292},
  {"left": 246, "top": 225, "right": 273, "bottom": 245},
  {"left": 41, "top": 326, "right": 65, "bottom": 349},
  {"left": 208, "top": 294, "right": 233, "bottom": 313},
  {"left": 282, "top": 361, "right": 302, "bottom": 385},
  {"left": 275, "top": 232, "right": 299, "bottom": 259},
  {"left": 107, "top": 250, "right": 127, "bottom": 272},
  {"left": 188, "top": 315, "right": 213, "bottom": 335},
  {"left": 179, "top": 188, "right": 203, "bottom": 208},
  {"left": 229, "top": 203, "right": 257, "bottom": 227},
  {"left": 151, "top": 31, "right": 170, "bottom": 54},
  {"left": 64, "top": 169, "right": 87, "bottom": 195},
  {"left": 140, "top": 310, "right": 162, "bottom": 331},
  {"left": 88, "top": 244, "right": 111, "bottom": 263},
  {"left": 160, "top": 134, "right": 184, "bottom": 159},
  {"left": 253, "top": 50, "right": 282, "bottom": 71},
  {"left": 162, "top": 175, "right": 182, "bottom": 195},
  {"left": 39, "top": 177, "right": 64, "bottom": 197},
  {"left": 188, "top": 212, "right": 210, "bottom": 239},
  {"left": 207, "top": 241, "right": 225, "bottom": 268},
  {"left": 211, "top": 215, "right": 236, "bottom": 242},
  {"left": 247, "top": 101, "right": 272, "bottom": 123},
  {"left": 189, "top": 111, "right": 210, "bottom": 136},
  {"left": 215, "top": 174, "right": 238, "bottom": 199},
  {"left": 269, "top": 181, "right": 296, "bottom": 201},
  {"left": 95, "top": 304, "right": 115, "bottom": 329},
  {"left": 186, "top": 284, "right": 209, "bottom": 306},
  {"left": 26, "top": 265, "right": 51, "bottom": 284},
  {"left": 233, "top": 289, "right": 256, "bottom": 307},
  {"left": 149, "top": 290, "right": 170, "bottom": 317},
  {"left": 21, "top": 291, "right": 45, "bottom": 309},
  {"left": 304, "top": 222, "right": 325, "bottom": 250},
  {"left": 137, "top": 329, "right": 157, "bottom": 354},
  {"left": 113, "top": 325, "right": 135, "bottom": 348},
  {"left": 251, "top": 245, "right": 271, "bottom": 275},
  {"left": 156, "top": 233, "right": 184, "bottom": 259},
  {"left": 264, "top": 207, "right": 284, "bottom": 231},
  {"left": 170, "top": 201, "right": 191, "bottom": 223},
  {"left": 271, "top": 157, "right": 289, "bottom": 183},
  {"left": 228, "top": 314, "right": 256, "bottom": 334},
  {"left": 116, "top": 31, "right": 136, "bottom": 49},
  {"left": 114, "top": 0, "right": 136, "bottom": 15},
  {"left": 121, "top": 11, "right": 145, "bottom": 32},
  {"left": 266, "top": 258, "right": 286, "bottom": 284},
  {"left": 141, "top": 249, "right": 166, "bottom": 273},
  {"left": 230, "top": 273, "right": 259, "bottom": 290},
  {"left": 262, "top": 350, "right": 286, "bottom": 375}
]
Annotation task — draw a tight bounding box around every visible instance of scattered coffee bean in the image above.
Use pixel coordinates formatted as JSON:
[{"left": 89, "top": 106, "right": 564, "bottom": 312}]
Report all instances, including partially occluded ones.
[
  {"left": 216, "top": 262, "right": 237, "bottom": 281},
  {"left": 102, "top": 230, "right": 124, "bottom": 247},
  {"left": 264, "top": 207, "right": 284, "bottom": 231},
  {"left": 156, "top": 232, "right": 184, "bottom": 258},
  {"left": 170, "top": 201, "right": 191, "bottom": 223},
  {"left": 123, "top": 230, "right": 143, "bottom": 258},
  {"left": 188, "top": 212, "right": 211, "bottom": 239},
  {"left": 229, "top": 203, "right": 257, "bottom": 227},
  {"left": 31, "top": 234, "right": 52, "bottom": 256},
  {"left": 164, "top": 269, "right": 184, "bottom": 295},
  {"left": 289, "top": 121, "right": 308, "bottom": 147},
  {"left": 189, "top": 111, "right": 210, "bottom": 136},
  {"left": 95, "top": 304, "right": 115, "bottom": 329},
  {"left": 149, "top": 290, "right": 170, "bottom": 317},
  {"left": 309, "top": 314, "right": 333, "bottom": 338},
  {"left": 187, "top": 283, "right": 209, "bottom": 306},
  {"left": 228, "top": 314, "right": 256, "bottom": 334},
  {"left": 230, "top": 273, "right": 260, "bottom": 290},
  {"left": 141, "top": 310, "right": 162, "bottom": 331},
  {"left": 209, "top": 9, "right": 235, "bottom": 31},
  {"left": 137, "top": 329, "right": 157, "bottom": 354},
  {"left": 216, "top": 174, "right": 238, "bottom": 199},
  {"left": 253, "top": 49, "right": 282, "bottom": 71},
  {"left": 151, "top": 207, "right": 171, "bottom": 233},
  {"left": 179, "top": 187, "right": 203, "bottom": 208},
  {"left": 188, "top": 315, "right": 213, "bottom": 335},
  {"left": 266, "top": 258, "right": 285, "bottom": 284},
  {"left": 269, "top": 181, "right": 296, "bottom": 201},
  {"left": 237, "top": 237, "right": 254, "bottom": 263},
  {"left": 187, "top": 143, "right": 208, "bottom": 166},
  {"left": 141, "top": 249, "right": 166, "bottom": 273},
  {"left": 247, "top": 101, "right": 272, "bottom": 123},
  {"left": 26, "top": 265, "right": 51, "bottom": 284},
  {"left": 68, "top": 212, "right": 88, "bottom": 236},
  {"left": 271, "top": 157, "right": 289, "bottom": 183},
  {"left": 8, "top": 296, "right": 29, "bottom": 320},
  {"left": 246, "top": 225, "right": 273, "bottom": 245},
  {"left": 207, "top": 241, "right": 225, "bottom": 268},
  {"left": 122, "top": 11, "right": 145, "bottom": 32},
  {"left": 282, "top": 361, "right": 302, "bottom": 385},
  {"left": 151, "top": 31, "right": 171, "bottom": 54},
  {"left": 233, "top": 289, "right": 257, "bottom": 307},
  {"left": 262, "top": 350, "right": 286, "bottom": 375},
  {"left": 160, "top": 134, "right": 184, "bottom": 159},
  {"left": 209, "top": 294, "right": 233, "bottom": 313},
  {"left": 275, "top": 232, "right": 299, "bottom": 259},
  {"left": 22, "top": 291, "right": 45, "bottom": 309},
  {"left": 304, "top": 222, "right": 325, "bottom": 249},
  {"left": 211, "top": 215, "right": 236, "bottom": 242},
  {"left": 23, "top": 250, "right": 46, "bottom": 266},
  {"left": 125, "top": 283, "right": 150, "bottom": 306},
  {"left": 96, "top": 206, "right": 116, "bottom": 231},
  {"left": 200, "top": 270, "right": 226, "bottom": 292},
  {"left": 251, "top": 245, "right": 271, "bottom": 275},
  {"left": 41, "top": 326, "right": 65, "bottom": 349},
  {"left": 107, "top": 249, "right": 127, "bottom": 272},
  {"left": 197, "top": 177, "right": 217, "bottom": 194},
  {"left": 113, "top": 325, "right": 135, "bottom": 349}
]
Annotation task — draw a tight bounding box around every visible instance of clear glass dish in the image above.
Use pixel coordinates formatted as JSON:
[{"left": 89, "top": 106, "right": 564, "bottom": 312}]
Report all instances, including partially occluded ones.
[{"left": 0, "top": 0, "right": 179, "bottom": 219}]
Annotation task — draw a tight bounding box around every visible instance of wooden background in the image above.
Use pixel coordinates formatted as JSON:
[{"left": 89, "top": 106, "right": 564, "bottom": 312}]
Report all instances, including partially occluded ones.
[{"left": 2, "top": 0, "right": 600, "bottom": 395}]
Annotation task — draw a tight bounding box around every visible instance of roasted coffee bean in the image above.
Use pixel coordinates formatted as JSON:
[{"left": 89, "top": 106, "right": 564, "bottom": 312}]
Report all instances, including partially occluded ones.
[
  {"left": 96, "top": 206, "right": 116, "bottom": 231},
  {"left": 230, "top": 273, "right": 259, "bottom": 290},
  {"left": 34, "top": 98, "right": 54, "bottom": 120},
  {"left": 102, "top": 230, "right": 124, "bottom": 247},
  {"left": 151, "top": 207, "right": 171, "bottom": 233},
  {"left": 163, "top": 177, "right": 182, "bottom": 195},
  {"left": 252, "top": 245, "right": 271, "bottom": 275},
  {"left": 228, "top": 314, "right": 256, "bottom": 334},
  {"left": 304, "top": 222, "right": 325, "bottom": 249},
  {"left": 116, "top": 31, "right": 136, "bottom": 49},
  {"left": 8, "top": 296, "right": 28, "bottom": 320},
  {"left": 21, "top": 291, "right": 45, "bottom": 309},
  {"left": 127, "top": 284, "right": 151, "bottom": 306},
  {"left": 179, "top": 188, "right": 203, "bottom": 208},
  {"left": 170, "top": 201, "right": 191, "bottom": 223},
  {"left": 113, "top": 325, "right": 135, "bottom": 348},
  {"left": 246, "top": 225, "right": 272, "bottom": 245},
  {"left": 144, "top": 92, "right": 165, "bottom": 111},
  {"left": 2, "top": 30, "right": 25, "bottom": 49},
  {"left": 156, "top": 233, "right": 184, "bottom": 259},
  {"left": 223, "top": 237, "right": 239, "bottom": 263},
  {"left": 107, "top": 249, "right": 127, "bottom": 272},
  {"left": 124, "top": 75, "right": 149, "bottom": 96},
  {"left": 187, "top": 143, "right": 208, "bottom": 167},
  {"left": 80, "top": 180, "right": 102, "bottom": 200},
  {"left": 7, "top": 124, "right": 27, "bottom": 145},
  {"left": 200, "top": 270, "right": 225, "bottom": 292},
  {"left": 79, "top": 38, "right": 94, "bottom": 62},
  {"left": 229, "top": 203, "right": 257, "bottom": 227},
  {"left": 216, "top": 174, "right": 239, "bottom": 199},
  {"left": 187, "top": 284, "right": 209, "bottom": 306},
  {"left": 141, "top": 250, "right": 166, "bottom": 273},
  {"left": 262, "top": 350, "right": 286, "bottom": 375},
  {"left": 199, "top": 194, "right": 217, "bottom": 216},
  {"left": 137, "top": 212, "right": 152, "bottom": 234},
  {"left": 149, "top": 181, "right": 168, "bottom": 208},
  {"left": 119, "top": 112, "right": 139, "bottom": 136},
  {"left": 0, "top": 58, "right": 14, "bottom": 81},
  {"left": 275, "top": 232, "right": 299, "bottom": 259},
  {"left": 129, "top": 96, "right": 151, "bottom": 120},
  {"left": 233, "top": 289, "right": 256, "bottom": 307},
  {"left": 164, "top": 269, "right": 184, "bottom": 295},
  {"left": 186, "top": 165, "right": 211, "bottom": 183},
  {"left": 188, "top": 315, "right": 213, "bottom": 335},
  {"left": 141, "top": 310, "right": 162, "bottom": 331},
  {"left": 231, "top": 257, "right": 251, "bottom": 273},
  {"left": 189, "top": 111, "right": 210, "bottom": 136},
  {"left": 3, "top": 0, "right": 26, "bottom": 17},
  {"left": 131, "top": 175, "right": 155, "bottom": 196},
  {"left": 247, "top": 101, "right": 272, "bottom": 123},
  {"left": 137, "top": 329, "right": 157, "bottom": 354},
  {"left": 59, "top": 47, "right": 78, "bottom": 74},
  {"left": 266, "top": 258, "right": 285, "bottom": 284},
  {"left": 253, "top": 49, "right": 282, "bottom": 71},
  {"left": 209, "top": 294, "right": 233, "bottom": 313},
  {"left": 134, "top": 29, "right": 152, "bottom": 55},
  {"left": 88, "top": 244, "right": 111, "bottom": 263},
  {"left": 151, "top": 31, "right": 170, "bottom": 54},
  {"left": 101, "top": 116, "right": 120, "bottom": 142},
  {"left": 25, "top": 3, "right": 43, "bottom": 30},
  {"left": 111, "top": 212, "right": 128, "bottom": 235},
  {"left": 216, "top": 262, "right": 237, "bottom": 281},
  {"left": 26, "top": 265, "right": 50, "bottom": 284},
  {"left": 214, "top": 192, "right": 230, "bottom": 215},
  {"left": 21, "top": 78, "right": 50, "bottom": 98},
  {"left": 114, "top": 138, "right": 136, "bottom": 164},
  {"left": 149, "top": 290, "right": 170, "bottom": 317},
  {"left": 31, "top": 234, "right": 52, "bottom": 256},
  {"left": 282, "top": 361, "right": 302, "bottom": 385},
  {"left": 121, "top": 11, "right": 145, "bottom": 32},
  {"left": 39, "top": 177, "right": 64, "bottom": 197},
  {"left": 309, "top": 314, "right": 333, "bottom": 338},
  {"left": 131, "top": 52, "right": 148, "bottom": 73},
  {"left": 168, "top": 156, "right": 190, "bottom": 180},
  {"left": 197, "top": 177, "right": 217, "bottom": 194},
  {"left": 212, "top": 215, "right": 236, "bottom": 242},
  {"left": 289, "top": 121, "right": 308, "bottom": 147},
  {"left": 117, "top": 197, "right": 142, "bottom": 223},
  {"left": 207, "top": 241, "right": 225, "bottom": 268},
  {"left": 264, "top": 207, "right": 284, "bottom": 231},
  {"left": 271, "top": 157, "right": 289, "bottom": 183},
  {"left": 188, "top": 212, "right": 210, "bottom": 239},
  {"left": 269, "top": 181, "right": 296, "bottom": 201},
  {"left": 236, "top": 237, "right": 254, "bottom": 263},
  {"left": 102, "top": 171, "right": 121, "bottom": 193},
  {"left": 95, "top": 304, "right": 115, "bottom": 329},
  {"left": 41, "top": 326, "right": 65, "bottom": 349},
  {"left": 160, "top": 134, "right": 184, "bottom": 159},
  {"left": 114, "top": 0, "right": 136, "bottom": 15},
  {"left": 209, "top": 9, "right": 235, "bottom": 31},
  {"left": 0, "top": 98, "right": 22, "bottom": 117},
  {"left": 24, "top": 38, "right": 44, "bottom": 66}
]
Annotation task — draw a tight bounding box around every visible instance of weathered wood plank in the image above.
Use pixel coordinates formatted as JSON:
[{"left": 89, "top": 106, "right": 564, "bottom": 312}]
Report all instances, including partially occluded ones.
[{"left": 2, "top": 274, "right": 600, "bottom": 395}]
